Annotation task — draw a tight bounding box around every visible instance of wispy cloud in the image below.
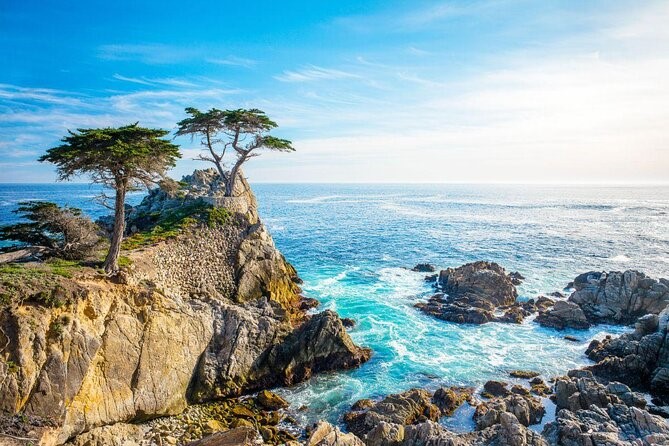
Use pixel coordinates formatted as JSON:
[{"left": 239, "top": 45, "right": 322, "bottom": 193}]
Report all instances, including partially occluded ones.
[
  {"left": 98, "top": 43, "right": 195, "bottom": 64},
  {"left": 275, "top": 65, "right": 360, "bottom": 83},
  {"left": 206, "top": 56, "right": 257, "bottom": 68}
]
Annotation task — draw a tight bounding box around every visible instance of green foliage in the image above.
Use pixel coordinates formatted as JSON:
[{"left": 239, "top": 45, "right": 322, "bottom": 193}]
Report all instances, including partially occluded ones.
[
  {"left": 0, "top": 261, "right": 84, "bottom": 308},
  {"left": 122, "top": 201, "right": 231, "bottom": 250},
  {"left": 39, "top": 124, "right": 181, "bottom": 189},
  {"left": 117, "top": 256, "right": 133, "bottom": 268},
  {"left": 0, "top": 201, "right": 101, "bottom": 260},
  {"left": 176, "top": 107, "right": 294, "bottom": 196},
  {"left": 40, "top": 123, "right": 182, "bottom": 273},
  {"left": 206, "top": 206, "right": 231, "bottom": 227},
  {"left": 3, "top": 360, "right": 19, "bottom": 374}
]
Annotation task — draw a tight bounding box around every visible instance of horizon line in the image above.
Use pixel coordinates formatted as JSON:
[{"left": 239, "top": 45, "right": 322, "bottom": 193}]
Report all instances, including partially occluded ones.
[{"left": 1, "top": 181, "right": 669, "bottom": 186}]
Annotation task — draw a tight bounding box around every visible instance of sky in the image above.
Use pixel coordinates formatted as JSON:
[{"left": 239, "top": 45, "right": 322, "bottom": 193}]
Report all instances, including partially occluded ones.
[{"left": 0, "top": 0, "right": 668, "bottom": 184}]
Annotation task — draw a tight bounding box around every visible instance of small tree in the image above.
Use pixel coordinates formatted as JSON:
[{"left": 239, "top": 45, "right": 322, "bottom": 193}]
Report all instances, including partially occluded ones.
[
  {"left": 176, "top": 108, "right": 294, "bottom": 197},
  {"left": 0, "top": 201, "right": 101, "bottom": 260},
  {"left": 40, "top": 124, "right": 181, "bottom": 273}
]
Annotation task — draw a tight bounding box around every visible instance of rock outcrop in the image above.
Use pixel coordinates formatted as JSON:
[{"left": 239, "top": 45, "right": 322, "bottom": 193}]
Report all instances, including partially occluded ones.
[
  {"left": 585, "top": 311, "right": 669, "bottom": 397},
  {"left": 0, "top": 170, "right": 370, "bottom": 445},
  {"left": 343, "top": 387, "right": 547, "bottom": 446},
  {"left": 537, "top": 270, "right": 669, "bottom": 330},
  {"left": 415, "top": 261, "right": 527, "bottom": 324},
  {"left": 543, "top": 370, "right": 669, "bottom": 445}
]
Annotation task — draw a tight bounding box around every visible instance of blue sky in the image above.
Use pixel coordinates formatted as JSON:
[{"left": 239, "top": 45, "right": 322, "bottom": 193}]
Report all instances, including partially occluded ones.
[{"left": 1, "top": 0, "right": 668, "bottom": 183}]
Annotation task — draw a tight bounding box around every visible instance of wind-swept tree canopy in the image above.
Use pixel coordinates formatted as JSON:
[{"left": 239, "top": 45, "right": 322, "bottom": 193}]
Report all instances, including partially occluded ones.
[
  {"left": 176, "top": 107, "right": 294, "bottom": 196},
  {"left": 39, "top": 124, "right": 181, "bottom": 272}
]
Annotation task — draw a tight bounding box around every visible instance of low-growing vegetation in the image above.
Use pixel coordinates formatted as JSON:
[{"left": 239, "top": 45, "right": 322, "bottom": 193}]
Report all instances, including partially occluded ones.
[
  {"left": 0, "top": 259, "right": 87, "bottom": 308},
  {"left": 122, "top": 200, "right": 231, "bottom": 250}
]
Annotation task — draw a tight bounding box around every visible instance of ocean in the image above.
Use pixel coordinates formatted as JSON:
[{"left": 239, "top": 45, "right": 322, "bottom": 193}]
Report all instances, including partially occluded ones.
[{"left": 2, "top": 182, "right": 669, "bottom": 428}]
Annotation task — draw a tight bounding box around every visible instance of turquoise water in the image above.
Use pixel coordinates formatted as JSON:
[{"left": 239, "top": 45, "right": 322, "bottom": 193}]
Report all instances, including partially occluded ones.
[
  {"left": 250, "top": 184, "right": 669, "bottom": 425},
  {"left": 2, "top": 183, "right": 669, "bottom": 426}
]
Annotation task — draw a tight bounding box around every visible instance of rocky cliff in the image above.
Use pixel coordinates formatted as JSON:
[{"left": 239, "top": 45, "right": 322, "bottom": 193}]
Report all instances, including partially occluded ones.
[{"left": 0, "top": 170, "right": 370, "bottom": 445}]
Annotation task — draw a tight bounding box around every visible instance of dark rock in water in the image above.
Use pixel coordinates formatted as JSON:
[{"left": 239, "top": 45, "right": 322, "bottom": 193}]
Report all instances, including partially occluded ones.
[
  {"left": 535, "top": 300, "right": 591, "bottom": 330},
  {"left": 509, "top": 271, "right": 525, "bottom": 285},
  {"left": 431, "top": 386, "right": 473, "bottom": 415},
  {"left": 568, "top": 270, "right": 669, "bottom": 325},
  {"left": 564, "top": 335, "right": 580, "bottom": 342},
  {"left": 522, "top": 296, "right": 555, "bottom": 314},
  {"left": 341, "top": 317, "right": 356, "bottom": 328},
  {"left": 585, "top": 312, "right": 669, "bottom": 396},
  {"left": 437, "top": 261, "right": 519, "bottom": 306},
  {"left": 300, "top": 297, "right": 320, "bottom": 310},
  {"left": 423, "top": 274, "right": 437, "bottom": 282},
  {"left": 484, "top": 380, "right": 511, "bottom": 397},
  {"left": 416, "top": 261, "right": 524, "bottom": 325},
  {"left": 255, "top": 310, "right": 372, "bottom": 388},
  {"left": 549, "top": 291, "right": 565, "bottom": 298},
  {"left": 542, "top": 372, "right": 669, "bottom": 445},
  {"left": 412, "top": 263, "right": 436, "bottom": 273},
  {"left": 344, "top": 386, "right": 548, "bottom": 446},
  {"left": 509, "top": 370, "right": 541, "bottom": 379}
]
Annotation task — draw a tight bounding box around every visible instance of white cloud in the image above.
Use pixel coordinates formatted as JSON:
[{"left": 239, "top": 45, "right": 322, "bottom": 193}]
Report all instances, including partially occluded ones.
[
  {"left": 206, "top": 56, "right": 257, "bottom": 68},
  {"left": 275, "top": 65, "right": 360, "bottom": 83}
]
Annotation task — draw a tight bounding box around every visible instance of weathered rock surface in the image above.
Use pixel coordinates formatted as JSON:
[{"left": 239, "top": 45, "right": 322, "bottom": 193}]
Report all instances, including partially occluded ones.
[
  {"left": 535, "top": 300, "right": 591, "bottom": 330},
  {"left": 307, "top": 421, "right": 365, "bottom": 446},
  {"left": 569, "top": 271, "right": 669, "bottom": 325},
  {"left": 344, "top": 386, "right": 547, "bottom": 446},
  {"left": 0, "top": 170, "right": 370, "bottom": 445},
  {"left": 585, "top": 311, "right": 669, "bottom": 396},
  {"left": 415, "top": 261, "right": 526, "bottom": 325},
  {"left": 543, "top": 371, "right": 669, "bottom": 445}
]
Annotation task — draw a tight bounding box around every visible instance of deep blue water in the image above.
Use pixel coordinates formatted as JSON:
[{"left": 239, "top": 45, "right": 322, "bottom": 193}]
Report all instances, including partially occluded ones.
[{"left": 2, "top": 183, "right": 669, "bottom": 427}]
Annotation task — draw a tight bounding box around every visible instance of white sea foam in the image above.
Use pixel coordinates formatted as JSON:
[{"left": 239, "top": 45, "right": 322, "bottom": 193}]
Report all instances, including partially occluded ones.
[{"left": 609, "top": 254, "right": 631, "bottom": 262}]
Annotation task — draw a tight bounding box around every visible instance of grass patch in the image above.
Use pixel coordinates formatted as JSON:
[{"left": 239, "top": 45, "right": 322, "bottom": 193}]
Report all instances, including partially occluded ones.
[
  {"left": 0, "top": 260, "right": 86, "bottom": 308},
  {"left": 122, "top": 200, "right": 231, "bottom": 250}
]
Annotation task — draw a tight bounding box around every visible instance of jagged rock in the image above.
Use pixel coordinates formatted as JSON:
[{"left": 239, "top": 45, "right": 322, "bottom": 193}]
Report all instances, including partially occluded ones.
[
  {"left": 307, "top": 421, "right": 365, "bottom": 446},
  {"left": 411, "top": 263, "right": 436, "bottom": 273},
  {"left": 542, "top": 371, "right": 669, "bottom": 445},
  {"left": 568, "top": 270, "right": 669, "bottom": 325},
  {"left": 342, "top": 318, "right": 356, "bottom": 328},
  {"left": 510, "top": 370, "right": 540, "bottom": 379},
  {"left": 475, "top": 394, "right": 545, "bottom": 428},
  {"left": 416, "top": 262, "right": 524, "bottom": 325},
  {"left": 432, "top": 387, "right": 473, "bottom": 415},
  {"left": 535, "top": 300, "right": 591, "bottom": 330},
  {"left": 255, "top": 390, "right": 289, "bottom": 411},
  {"left": 344, "top": 389, "right": 440, "bottom": 439},
  {"left": 484, "top": 380, "right": 511, "bottom": 397},
  {"left": 585, "top": 310, "right": 669, "bottom": 395}
]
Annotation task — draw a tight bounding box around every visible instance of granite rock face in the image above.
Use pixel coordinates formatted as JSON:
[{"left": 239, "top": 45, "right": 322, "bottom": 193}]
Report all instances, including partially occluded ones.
[
  {"left": 415, "top": 261, "right": 526, "bottom": 325},
  {"left": 570, "top": 271, "right": 669, "bottom": 325},
  {"left": 343, "top": 386, "right": 546, "bottom": 446},
  {"left": 0, "top": 170, "right": 370, "bottom": 445},
  {"left": 536, "top": 270, "right": 669, "bottom": 330},
  {"left": 543, "top": 371, "right": 669, "bottom": 446},
  {"left": 585, "top": 311, "right": 669, "bottom": 396}
]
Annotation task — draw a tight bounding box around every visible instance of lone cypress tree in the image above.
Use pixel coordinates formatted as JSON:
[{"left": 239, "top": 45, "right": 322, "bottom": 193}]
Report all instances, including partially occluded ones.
[
  {"left": 176, "top": 108, "right": 294, "bottom": 196},
  {"left": 40, "top": 124, "right": 181, "bottom": 273}
]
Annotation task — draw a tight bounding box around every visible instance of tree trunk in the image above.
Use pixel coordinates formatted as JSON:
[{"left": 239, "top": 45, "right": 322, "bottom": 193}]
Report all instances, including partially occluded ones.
[
  {"left": 225, "top": 160, "right": 243, "bottom": 197},
  {"left": 102, "top": 182, "right": 126, "bottom": 273}
]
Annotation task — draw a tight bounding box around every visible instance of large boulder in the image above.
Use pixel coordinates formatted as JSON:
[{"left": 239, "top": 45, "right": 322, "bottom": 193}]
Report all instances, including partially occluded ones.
[
  {"left": 584, "top": 311, "right": 669, "bottom": 396},
  {"left": 415, "top": 261, "right": 525, "bottom": 325},
  {"left": 307, "top": 421, "right": 364, "bottom": 446},
  {"left": 569, "top": 270, "right": 669, "bottom": 325},
  {"left": 535, "top": 300, "right": 591, "bottom": 330}
]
